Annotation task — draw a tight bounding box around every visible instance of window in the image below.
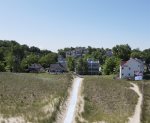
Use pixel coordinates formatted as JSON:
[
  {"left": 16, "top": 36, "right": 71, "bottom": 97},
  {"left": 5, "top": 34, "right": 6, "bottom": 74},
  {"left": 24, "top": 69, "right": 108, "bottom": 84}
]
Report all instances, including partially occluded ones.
[
  {"left": 122, "top": 73, "right": 124, "bottom": 76},
  {"left": 128, "top": 73, "right": 130, "bottom": 76},
  {"left": 122, "top": 67, "right": 124, "bottom": 70},
  {"left": 129, "top": 67, "right": 131, "bottom": 70}
]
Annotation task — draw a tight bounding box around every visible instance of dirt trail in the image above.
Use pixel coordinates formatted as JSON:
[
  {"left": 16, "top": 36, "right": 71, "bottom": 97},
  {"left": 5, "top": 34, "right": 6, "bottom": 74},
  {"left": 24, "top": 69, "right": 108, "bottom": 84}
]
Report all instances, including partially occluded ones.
[
  {"left": 63, "top": 77, "right": 83, "bottom": 123},
  {"left": 128, "top": 83, "right": 143, "bottom": 123}
]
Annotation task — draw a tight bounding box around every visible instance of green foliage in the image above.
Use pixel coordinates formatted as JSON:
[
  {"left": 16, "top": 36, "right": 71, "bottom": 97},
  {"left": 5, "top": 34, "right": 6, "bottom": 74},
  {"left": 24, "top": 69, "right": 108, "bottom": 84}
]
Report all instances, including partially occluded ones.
[
  {"left": 67, "top": 57, "right": 75, "bottom": 71},
  {"left": 5, "top": 53, "right": 14, "bottom": 72},
  {"left": 58, "top": 49, "right": 66, "bottom": 58},
  {"left": 103, "top": 57, "right": 120, "bottom": 75},
  {"left": 20, "top": 58, "right": 29, "bottom": 71},
  {"left": 82, "top": 76, "right": 138, "bottom": 123},
  {"left": 29, "top": 46, "right": 40, "bottom": 53},
  {"left": 0, "top": 40, "right": 149, "bottom": 74},
  {"left": 112, "top": 44, "right": 131, "bottom": 61},
  {"left": 39, "top": 53, "right": 57, "bottom": 68},
  {"left": 143, "top": 49, "right": 150, "bottom": 72},
  {"left": 83, "top": 47, "right": 106, "bottom": 65},
  {"left": 76, "top": 58, "right": 88, "bottom": 75},
  {"left": 130, "top": 48, "right": 143, "bottom": 59},
  {"left": 26, "top": 54, "right": 39, "bottom": 64},
  {"left": 11, "top": 45, "right": 25, "bottom": 72},
  {"left": 91, "top": 49, "right": 106, "bottom": 64},
  {"left": 0, "top": 61, "right": 5, "bottom": 71},
  {"left": 0, "top": 49, "right": 4, "bottom": 61},
  {"left": 0, "top": 40, "right": 55, "bottom": 72}
]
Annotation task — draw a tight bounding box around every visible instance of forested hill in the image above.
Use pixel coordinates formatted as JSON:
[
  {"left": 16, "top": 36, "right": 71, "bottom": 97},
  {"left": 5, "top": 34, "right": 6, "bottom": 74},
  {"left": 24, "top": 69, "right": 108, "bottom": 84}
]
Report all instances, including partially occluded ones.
[
  {"left": 1, "top": 40, "right": 150, "bottom": 74},
  {"left": 0, "top": 40, "right": 57, "bottom": 72}
]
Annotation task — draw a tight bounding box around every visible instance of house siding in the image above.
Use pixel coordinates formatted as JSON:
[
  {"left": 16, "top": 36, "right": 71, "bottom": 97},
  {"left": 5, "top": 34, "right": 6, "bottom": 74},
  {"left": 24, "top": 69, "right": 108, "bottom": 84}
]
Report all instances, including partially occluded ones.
[
  {"left": 87, "top": 59, "right": 100, "bottom": 75},
  {"left": 120, "top": 58, "right": 144, "bottom": 79}
]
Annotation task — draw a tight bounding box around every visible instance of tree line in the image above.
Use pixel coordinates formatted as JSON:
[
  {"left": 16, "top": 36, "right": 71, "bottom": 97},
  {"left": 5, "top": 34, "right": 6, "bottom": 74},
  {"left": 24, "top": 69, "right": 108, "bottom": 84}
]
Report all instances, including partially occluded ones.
[
  {"left": 0, "top": 40, "right": 150, "bottom": 74},
  {"left": 0, "top": 40, "right": 57, "bottom": 72},
  {"left": 59, "top": 45, "right": 150, "bottom": 75}
]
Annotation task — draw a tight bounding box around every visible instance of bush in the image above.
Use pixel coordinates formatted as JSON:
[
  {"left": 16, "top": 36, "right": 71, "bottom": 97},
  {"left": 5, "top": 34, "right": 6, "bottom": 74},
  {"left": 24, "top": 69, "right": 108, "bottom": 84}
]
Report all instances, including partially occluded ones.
[{"left": 0, "top": 62, "right": 5, "bottom": 72}]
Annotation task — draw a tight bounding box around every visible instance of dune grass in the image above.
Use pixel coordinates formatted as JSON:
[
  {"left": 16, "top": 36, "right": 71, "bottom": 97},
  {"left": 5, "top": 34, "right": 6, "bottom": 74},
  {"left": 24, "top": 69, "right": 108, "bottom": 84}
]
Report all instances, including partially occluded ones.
[
  {"left": 79, "top": 75, "right": 138, "bottom": 123},
  {"left": 0, "top": 72, "right": 72, "bottom": 123},
  {"left": 140, "top": 81, "right": 150, "bottom": 123}
]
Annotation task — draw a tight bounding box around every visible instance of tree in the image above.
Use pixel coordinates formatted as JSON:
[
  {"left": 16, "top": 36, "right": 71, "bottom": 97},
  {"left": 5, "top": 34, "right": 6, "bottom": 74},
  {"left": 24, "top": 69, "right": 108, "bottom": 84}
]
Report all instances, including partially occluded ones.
[
  {"left": 20, "top": 58, "right": 28, "bottom": 72},
  {"left": 91, "top": 50, "right": 106, "bottom": 64},
  {"left": 112, "top": 44, "right": 131, "bottom": 61},
  {"left": 76, "top": 58, "right": 88, "bottom": 75},
  {"left": 40, "top": 50, "right": 51, "bottom": 56},
  {"left": 5, "top": 53, "right": 13, "bottom": 72},
  {"left": 29, "top": 46, "right": 40, "bottom": 53},
  {"left": 0, "top": 61, "right": 5, "bottom": 72},
  {"left": 0, "top": 40, "right": 54, "bottom": 72},
  {"left": 11, "top": 45, "right": 24, "bottom": 72},
  {"left": 4, "top": 45, "right": 24, "bottom": 72},
  {"left": 39, "top": 53, "right": 57, "bottom": 68},
  {"left": 25, "top": 54, "right": 39, "bottom": 64},
  {"left": 20, "top": 54, "right": 39, "bottom": 71},
  {"left": 103, "top": 57, "right": 120, "bottom": 75},
  {"left": 67, "top": 57, "right": 75, "bottom": 71},
  {"left": 131, "top": 49, "right": 143, "bottom": 59},
  {"left": 58, "top": 49, "right": 66, "bottom": 58},
  {"left": 142, "top": 49, "right": 150, "bottom": 72},
  {"left": 0, "top": 49, "right": 4, "bottom": 61}
]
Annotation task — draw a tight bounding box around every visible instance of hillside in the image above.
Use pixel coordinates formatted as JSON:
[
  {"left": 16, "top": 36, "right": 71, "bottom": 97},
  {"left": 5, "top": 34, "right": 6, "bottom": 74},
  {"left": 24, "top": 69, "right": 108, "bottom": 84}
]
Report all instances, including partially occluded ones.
[
  {"left": 76, "top": 76, "right": 139, "bottom": 123},
  {"left": 0, "top": 72, "right": 72, "bottom": 123}
]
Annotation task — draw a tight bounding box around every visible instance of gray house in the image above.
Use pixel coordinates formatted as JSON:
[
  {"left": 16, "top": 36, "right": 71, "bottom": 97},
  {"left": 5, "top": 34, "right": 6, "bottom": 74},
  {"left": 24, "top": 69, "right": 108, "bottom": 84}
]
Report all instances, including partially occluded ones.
[
  {"left": 87, "top": 59, "right": 100, "bottom": 75},
  {"left": 28, "top": 63, "right": 45, "bottom": 73},
  {"left": 66, "top": 47, "right": 88, "bottom": 58},
  {"left": 49, "top": 63, "right": 67, "bottom": 74}
]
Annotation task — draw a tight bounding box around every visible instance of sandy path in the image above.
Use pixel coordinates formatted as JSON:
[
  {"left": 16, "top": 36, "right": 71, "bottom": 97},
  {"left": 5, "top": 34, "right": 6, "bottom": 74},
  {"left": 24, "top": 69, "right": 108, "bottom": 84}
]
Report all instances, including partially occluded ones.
[
  {"left": 63, "top": 77, "right": 83, "bottom": 123},
  {"left": 128, "top": 83, "right": 143, "bottom": 123}
]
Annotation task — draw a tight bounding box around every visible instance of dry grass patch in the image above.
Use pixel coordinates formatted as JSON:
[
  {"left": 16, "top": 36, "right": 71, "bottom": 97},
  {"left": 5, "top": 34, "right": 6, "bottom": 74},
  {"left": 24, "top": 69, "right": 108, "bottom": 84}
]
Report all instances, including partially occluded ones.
[
  {"left": 0, "top": 72, "right": 72, "bottom": 123},
  {"left": 79, "top": 75, "right": 138, "bottom": 123},
  {"left": 141, "top": 81, "right": 150, "bottom": 123}
]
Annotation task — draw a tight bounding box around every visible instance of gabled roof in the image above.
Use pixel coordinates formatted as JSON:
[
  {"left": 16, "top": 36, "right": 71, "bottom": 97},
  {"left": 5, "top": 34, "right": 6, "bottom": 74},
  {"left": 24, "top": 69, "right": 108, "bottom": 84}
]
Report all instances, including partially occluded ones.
[
  {"left": 49, "top": 63, "right": 66, "bottom": 71},
  {"left": 121, "top": 61, "right": 127, "bottom": 66},
  {"left": 28, "top": 63, "right": 43, "bottom": 69},
  {"left": 120, "top": 58, "right": 144, "bottom": 66}
]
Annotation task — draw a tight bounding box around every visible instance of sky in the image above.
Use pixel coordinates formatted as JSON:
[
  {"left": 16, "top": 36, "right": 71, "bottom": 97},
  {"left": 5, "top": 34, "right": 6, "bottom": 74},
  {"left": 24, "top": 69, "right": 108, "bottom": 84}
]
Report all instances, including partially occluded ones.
[{"left": 0, "top": 0, "right": 150, "bottom": 52}]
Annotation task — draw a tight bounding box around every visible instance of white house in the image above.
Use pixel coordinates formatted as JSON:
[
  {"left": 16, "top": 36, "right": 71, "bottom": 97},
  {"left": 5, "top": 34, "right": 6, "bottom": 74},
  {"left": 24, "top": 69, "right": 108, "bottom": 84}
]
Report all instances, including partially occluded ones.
[{"left": 120, "top": 58, "right": 144, "bottom": 80}]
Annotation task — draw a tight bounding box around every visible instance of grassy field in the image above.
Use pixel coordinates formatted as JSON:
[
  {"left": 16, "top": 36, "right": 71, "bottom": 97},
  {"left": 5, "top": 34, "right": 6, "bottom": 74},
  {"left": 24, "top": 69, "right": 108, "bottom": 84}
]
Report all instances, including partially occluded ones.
[
  {"left": 0, "top": 72, "right": 72, "bottom": 123},
  {"left": 140, "top": 81, "right": 150, "bottom": 123},
  {"left": 78, "top": 75, "right": 138, "bottom": 123}
]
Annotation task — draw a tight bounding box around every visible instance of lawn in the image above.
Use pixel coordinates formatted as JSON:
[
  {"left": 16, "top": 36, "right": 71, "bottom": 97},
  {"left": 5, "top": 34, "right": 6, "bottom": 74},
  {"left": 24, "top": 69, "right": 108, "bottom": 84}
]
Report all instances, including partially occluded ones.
[
  {"left": 78, "top": 75, "right": 138, "bottom": 123},
  {"left": 0, "top": 72, "right": 72, "bottom": 123}
]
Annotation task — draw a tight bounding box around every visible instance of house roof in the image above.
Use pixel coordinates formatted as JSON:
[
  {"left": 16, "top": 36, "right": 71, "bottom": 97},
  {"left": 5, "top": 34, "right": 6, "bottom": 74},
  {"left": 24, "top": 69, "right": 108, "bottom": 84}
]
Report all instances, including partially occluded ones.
[
  {"left": 121, "top": 58, "right": 144, "bottom": 66},
  {"left": 49, "top": 63, "right": 66, "bottom": 71},
  {"left": 28, "top": 63, "right": 43, "bottom": 69},
  {"left": 121, "top": 61, "right": 127, "bottom": 66}
]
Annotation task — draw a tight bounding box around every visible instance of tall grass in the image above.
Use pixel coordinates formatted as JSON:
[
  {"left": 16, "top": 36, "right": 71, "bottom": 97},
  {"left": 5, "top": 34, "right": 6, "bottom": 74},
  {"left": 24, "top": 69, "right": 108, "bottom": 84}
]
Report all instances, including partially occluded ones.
[
  {"left": 80, "top": 75, "right": 138, "bottom": 123},
  {"left": 141, "top": 81, "right": 150, "bottom": 123},
  {"left": 0, "top": 72, "right": 72, "bottom": 122}
]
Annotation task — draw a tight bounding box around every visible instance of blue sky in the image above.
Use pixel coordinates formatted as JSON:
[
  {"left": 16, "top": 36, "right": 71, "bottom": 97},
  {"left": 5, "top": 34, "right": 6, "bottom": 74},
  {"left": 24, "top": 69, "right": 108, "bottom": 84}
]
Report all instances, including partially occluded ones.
[{"left": 0, "top": 0, "right": 150, "bottom": 52}]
